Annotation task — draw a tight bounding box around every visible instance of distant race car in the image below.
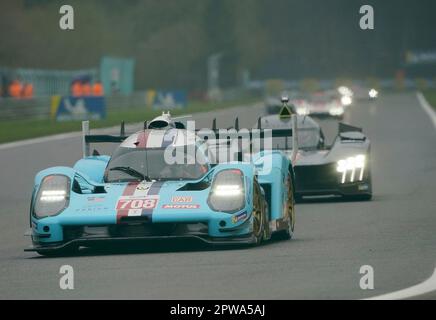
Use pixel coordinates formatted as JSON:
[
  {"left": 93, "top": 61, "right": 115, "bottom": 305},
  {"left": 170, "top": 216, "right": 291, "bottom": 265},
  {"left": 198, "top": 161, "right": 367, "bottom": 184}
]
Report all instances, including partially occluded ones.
[
  {"left": 293, "top": 91, "right": 347, "bottom": 119},
  {"left": 264, "top": 96, "right": 296, "bottom": 115},
  {"left": 26, "top": 112, "right": 297, "bottom": 256},
  {"left": 338, "top": 85, "right": 378, "bottom": 101},
  {"left": 259, "top": 105, "right": 372, "bottom": 202}
]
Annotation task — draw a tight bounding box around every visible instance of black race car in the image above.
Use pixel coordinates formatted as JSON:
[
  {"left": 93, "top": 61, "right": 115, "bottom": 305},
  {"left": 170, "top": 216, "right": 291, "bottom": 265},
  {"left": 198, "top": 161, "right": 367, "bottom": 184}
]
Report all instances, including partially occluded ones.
[{"left": 259, "top": 105, "right": 372, "bottom": 202}]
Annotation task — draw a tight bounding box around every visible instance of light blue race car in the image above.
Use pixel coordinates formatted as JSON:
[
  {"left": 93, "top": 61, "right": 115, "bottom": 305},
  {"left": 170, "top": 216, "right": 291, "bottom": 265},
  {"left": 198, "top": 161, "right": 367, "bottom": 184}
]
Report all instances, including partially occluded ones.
[{"left": 26, "top": 113, "right": 298, "bottom": 256}]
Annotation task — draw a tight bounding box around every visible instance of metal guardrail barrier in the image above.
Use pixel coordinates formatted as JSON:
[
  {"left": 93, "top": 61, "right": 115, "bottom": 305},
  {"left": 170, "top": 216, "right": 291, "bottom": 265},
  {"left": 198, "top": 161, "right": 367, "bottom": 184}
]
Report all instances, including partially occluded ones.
[
  {"left": 1, "top": 67, "right": 99, "bottom": 97},
  {"left": 0, "top": 97, "right": 52, "bottom": 120},
  {"left": 0, "top": 89, "right": 250, "bottom": 121},
  {"left": 0, "top": 92, "right": 150, "bottom": 121},
  {"left": 1, "top": 78, "right": 434, "bottom": 122}
]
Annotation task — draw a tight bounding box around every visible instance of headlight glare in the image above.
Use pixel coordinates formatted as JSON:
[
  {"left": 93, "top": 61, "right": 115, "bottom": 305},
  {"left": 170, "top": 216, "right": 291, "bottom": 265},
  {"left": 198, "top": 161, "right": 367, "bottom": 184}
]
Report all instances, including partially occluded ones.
[
  {"left": 336, "top": 155, "right": 366, "bottom": 183},
  {"left": 329, "top": 106, "right": 344, "bottom": 116},
  {"left": 338, "top": 86, "right": 353, "bottom": 97},
  {"left": 34, "top": 175, "right": 70, "bottom": 218},
  {"left": 341, "top": 95, "right": 352, "bottom": 106},
  {"left": 297, "top": 107, "right": 308, "bottom": 115},
  {"left": 208, "top": 169, "right": 245, "bottom": 213},
  {"left": 40, "top": 190, "right": 67, "bottom": 202},
  {"left": 214, "top": 184, "right": 242, "bottom": 197},
  {"left": 369, "top": 89, "right": 378, "bottom": 98},
  {"left": 355, "top": 154, "right": 365, "bottom": 167}
]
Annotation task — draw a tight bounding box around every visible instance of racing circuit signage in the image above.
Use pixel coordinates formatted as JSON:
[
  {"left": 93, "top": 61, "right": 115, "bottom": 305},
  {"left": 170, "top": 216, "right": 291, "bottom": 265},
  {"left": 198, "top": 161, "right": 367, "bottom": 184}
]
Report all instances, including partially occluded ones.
[{"left": 51, "top": 95, "right": 106, "bottom": 121}]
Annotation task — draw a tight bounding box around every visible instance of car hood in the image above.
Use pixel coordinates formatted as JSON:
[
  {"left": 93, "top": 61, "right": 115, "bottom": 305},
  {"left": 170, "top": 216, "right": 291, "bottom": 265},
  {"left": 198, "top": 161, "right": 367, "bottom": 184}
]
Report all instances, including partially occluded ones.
[{"left": 66, "top": 180, "right": 214, "bottom": 223}]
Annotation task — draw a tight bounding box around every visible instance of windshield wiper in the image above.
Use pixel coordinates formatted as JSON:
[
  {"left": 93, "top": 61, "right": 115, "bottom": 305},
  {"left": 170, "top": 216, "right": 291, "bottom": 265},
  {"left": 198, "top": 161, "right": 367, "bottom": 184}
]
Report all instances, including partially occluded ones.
[{"left": 109, "top": 166, "right": 151, "bottom": 181}]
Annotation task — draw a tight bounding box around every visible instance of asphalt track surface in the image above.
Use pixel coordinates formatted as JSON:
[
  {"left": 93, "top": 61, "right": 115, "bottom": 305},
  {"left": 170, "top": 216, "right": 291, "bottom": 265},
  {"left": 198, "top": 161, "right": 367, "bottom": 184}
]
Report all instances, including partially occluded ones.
[{"left": 0, "top": 92, "right": 435, "bottom": 299}]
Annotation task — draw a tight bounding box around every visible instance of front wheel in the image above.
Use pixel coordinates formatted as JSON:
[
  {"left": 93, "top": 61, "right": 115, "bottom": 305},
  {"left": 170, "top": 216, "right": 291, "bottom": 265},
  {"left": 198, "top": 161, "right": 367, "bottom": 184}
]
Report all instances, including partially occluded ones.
[{"left": 251, "top": 182, "right": 266, "bottom": 246}]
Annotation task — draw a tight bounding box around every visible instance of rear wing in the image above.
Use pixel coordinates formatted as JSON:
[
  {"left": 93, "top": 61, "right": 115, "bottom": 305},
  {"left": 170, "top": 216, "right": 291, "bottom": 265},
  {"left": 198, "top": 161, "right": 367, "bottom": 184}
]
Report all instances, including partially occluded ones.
[
  {"left": 81, "top": 120, "right": 131, "bottom": 158},
  {"left": 338, "top": 122, "right": 362, "bottom": 133},
  {"left": 82, "top": 116, "right": 299, "bottom": 164},
  {"left": 195, "top": 115, "right": 299, "bottom": 164},
  {"left": 337, "top": 122, "right": 366, "bottom": 142}
]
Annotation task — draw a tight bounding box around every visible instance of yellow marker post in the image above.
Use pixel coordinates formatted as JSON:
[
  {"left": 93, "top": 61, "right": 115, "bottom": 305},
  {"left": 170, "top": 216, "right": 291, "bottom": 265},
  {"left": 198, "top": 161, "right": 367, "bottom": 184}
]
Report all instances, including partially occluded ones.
[{"left": 50, "top": 95, "right": 62, "bottom": 120}]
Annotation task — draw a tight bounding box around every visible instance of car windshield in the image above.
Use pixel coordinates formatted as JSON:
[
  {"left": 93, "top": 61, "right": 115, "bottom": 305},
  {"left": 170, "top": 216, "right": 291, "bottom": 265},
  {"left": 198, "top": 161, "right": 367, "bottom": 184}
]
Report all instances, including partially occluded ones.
[
  {"left": 269, "top": 127, "right": 320, "bottom": 151},
  {"left": 105, "top": 145, "right": 208, "bottom": 182}
]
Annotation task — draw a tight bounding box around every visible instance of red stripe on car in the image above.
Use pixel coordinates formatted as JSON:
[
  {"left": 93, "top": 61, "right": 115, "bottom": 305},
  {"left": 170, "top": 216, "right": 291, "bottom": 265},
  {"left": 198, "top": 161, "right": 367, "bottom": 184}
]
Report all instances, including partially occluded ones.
[
  {"left": 135, "top": 131, "right": 150, "bottom": 148},
  {"left": 116, "top": 182, "right": 139, "bottom": 223}
]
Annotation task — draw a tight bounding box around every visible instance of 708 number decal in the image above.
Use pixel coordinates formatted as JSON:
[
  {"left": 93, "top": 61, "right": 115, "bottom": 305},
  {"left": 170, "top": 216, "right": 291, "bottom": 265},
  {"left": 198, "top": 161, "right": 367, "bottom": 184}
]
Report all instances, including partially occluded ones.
[{"left": 116, "top": 196, "right": 158, "bottom": 210}]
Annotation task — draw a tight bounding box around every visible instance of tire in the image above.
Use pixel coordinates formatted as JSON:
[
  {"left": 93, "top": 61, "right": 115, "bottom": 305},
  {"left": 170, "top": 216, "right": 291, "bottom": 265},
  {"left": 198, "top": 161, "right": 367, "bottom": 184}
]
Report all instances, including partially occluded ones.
[
  {"left": 276, "top": 176, "right": 295, "bottom": 240},
  {"left": 262, "top": 202, "right": 271, "bottom": 241},
  {"left": 251, "top": 182, "right": 266, "bottom": 246}
]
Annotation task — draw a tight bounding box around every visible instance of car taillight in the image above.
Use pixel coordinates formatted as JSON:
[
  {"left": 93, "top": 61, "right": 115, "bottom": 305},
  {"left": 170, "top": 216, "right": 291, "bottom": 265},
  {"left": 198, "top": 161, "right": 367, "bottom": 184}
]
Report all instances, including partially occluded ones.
[{"left": 34, "top": 175, "right": 70, "bottom": 218}]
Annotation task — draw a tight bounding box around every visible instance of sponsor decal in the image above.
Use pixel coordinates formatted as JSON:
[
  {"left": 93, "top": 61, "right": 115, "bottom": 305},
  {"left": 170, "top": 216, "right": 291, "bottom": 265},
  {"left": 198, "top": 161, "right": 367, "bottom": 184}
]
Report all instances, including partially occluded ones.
[
  {"left": 116, "top": 181, "right": 164, "bottom": 222},
  {"left": 232, "top": 212, "right": 248, "bottom": 224},
  {"left": 75, "top": 207, "right": 109, "bottom": 212},
  {"left": 87, "top": 196, "right": 105, "bottom": 202},
  {"left": 53, "top": 96, "right": 106, "bottom": 121},
  {"left": 136, "top": 185, "right": 150, "bottom": 191},
  {"left": 116, "top": 182, "right": 139, "bottom": 223},
  {"left": 171, "top": 196, "right": 193, "bottom": 203},
  {"left": 116, "top": 195, "right": 159, "bottom": 210},
  {"left": 146, "top": 90, "right": 187, "bottom": 110},
  {"left": 162, "top": 204, "right": 200, "bottom": 209}
]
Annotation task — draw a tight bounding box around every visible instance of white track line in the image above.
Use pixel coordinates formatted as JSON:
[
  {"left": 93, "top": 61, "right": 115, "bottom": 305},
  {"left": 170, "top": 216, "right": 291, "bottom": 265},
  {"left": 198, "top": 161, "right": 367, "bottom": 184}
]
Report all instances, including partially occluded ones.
[
  {"left": 365, "top": 268, "right": 436, "bottom": 300},
  {"left": 364, "top": 92, "right": 436, "bottom": 300},
  {"left": 0, "top": 118, "right": 155, "bottom": 150},
  {"left": 416, "top": 91, "right": 436, "bottom": 131},
  {"left": 0, "top": 131, "right": 82, "bottom": 150},
  {"left": 0, "top": 122, "right": 152, "bottom": 151}
]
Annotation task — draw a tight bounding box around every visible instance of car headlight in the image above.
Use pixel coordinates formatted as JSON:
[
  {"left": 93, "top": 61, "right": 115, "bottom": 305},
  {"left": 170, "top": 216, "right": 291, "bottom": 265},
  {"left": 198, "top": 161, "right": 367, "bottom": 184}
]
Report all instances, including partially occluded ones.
[
  {"left": 338, "top": 86, "right": 353, "bottom": 97},
  {"left": 34, "top": 175, "right": 70, "bottom": 218},
  {"left": 369, "top": 89, "right": 378, "bottom": 98},
  {"left": 329, "top": 106, "right": 344, "bottom": 116},
  {"left": 296, "top": 107, "right": 308, "bottom": 115},
  {"left": 208, "top": 169, "right": 245, "bottom": 213},
  {"left": 336, "top": 154, "right": 366, "bottom": 183},
  {"left": 341, "top": 95, "right": 352, "bottom": 106}
]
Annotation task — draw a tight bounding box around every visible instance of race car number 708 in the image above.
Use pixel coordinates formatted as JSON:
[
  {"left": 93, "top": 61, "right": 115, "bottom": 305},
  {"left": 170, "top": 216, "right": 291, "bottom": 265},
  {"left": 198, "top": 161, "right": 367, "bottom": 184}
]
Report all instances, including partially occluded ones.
[{"left": 116, "top": 196, "right": 158, "bottom": 210}]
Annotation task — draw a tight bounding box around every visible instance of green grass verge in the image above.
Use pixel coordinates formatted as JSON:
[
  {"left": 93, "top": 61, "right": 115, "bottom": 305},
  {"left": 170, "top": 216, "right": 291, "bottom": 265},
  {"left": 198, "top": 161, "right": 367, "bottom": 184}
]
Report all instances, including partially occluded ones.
[
  {"left": 0, "top": 98, "right": 258, "bottom": 144},
  {"left": 422, "top": 90, "right": 436, "bottom": 111}
]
